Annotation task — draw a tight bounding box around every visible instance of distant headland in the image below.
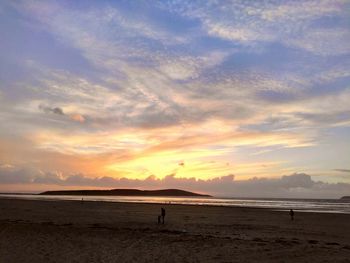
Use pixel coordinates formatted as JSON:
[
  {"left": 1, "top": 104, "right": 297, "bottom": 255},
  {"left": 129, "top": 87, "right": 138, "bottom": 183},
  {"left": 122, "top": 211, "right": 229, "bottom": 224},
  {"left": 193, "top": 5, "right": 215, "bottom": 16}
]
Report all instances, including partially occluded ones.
[
  {"left": 340, "top": 196, "right": 350, "bottom": 200},
  {"left": 39, "top": 189, "right": 212, "bottom": 197}
]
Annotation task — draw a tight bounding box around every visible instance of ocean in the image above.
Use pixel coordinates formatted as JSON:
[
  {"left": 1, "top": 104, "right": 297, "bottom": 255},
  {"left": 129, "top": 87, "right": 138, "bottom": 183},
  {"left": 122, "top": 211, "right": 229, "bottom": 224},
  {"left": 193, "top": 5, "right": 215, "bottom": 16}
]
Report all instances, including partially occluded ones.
[{"left": 1, "top": 194, "right": 350, "bottom": 214}]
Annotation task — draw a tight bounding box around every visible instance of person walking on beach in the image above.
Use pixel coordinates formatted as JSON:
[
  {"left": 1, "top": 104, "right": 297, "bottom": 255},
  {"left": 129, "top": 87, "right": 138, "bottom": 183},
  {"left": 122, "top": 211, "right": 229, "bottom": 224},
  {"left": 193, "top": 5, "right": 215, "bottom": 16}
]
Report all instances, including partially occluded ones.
[
  {"left": 289, "top": 209, "right": 294, "bottom": 221},
  {"left": 161, "top": 207, "right": 166, "bottom": 224}
]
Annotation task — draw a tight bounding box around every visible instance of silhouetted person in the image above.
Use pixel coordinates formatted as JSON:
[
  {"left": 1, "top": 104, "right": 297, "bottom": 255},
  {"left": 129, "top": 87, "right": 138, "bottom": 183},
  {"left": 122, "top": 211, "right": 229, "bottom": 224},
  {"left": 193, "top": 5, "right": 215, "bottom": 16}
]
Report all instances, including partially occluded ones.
[
  {"left": 289, "top": 209, "right": 294, "bottom": 221},
  {"left": 161, "top": 207, "right": 166, "bottom": 224}
]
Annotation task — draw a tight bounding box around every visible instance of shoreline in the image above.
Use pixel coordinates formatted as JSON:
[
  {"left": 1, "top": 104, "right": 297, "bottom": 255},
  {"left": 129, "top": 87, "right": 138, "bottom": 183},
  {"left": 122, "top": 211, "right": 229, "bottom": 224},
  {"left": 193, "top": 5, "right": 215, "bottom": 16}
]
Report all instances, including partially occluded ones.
[
  {"left": 1, "top": 192, "right": 347, "bottom": 200},
  {"left": 1, "top": 194, "right": 349, "bottom": 215}
]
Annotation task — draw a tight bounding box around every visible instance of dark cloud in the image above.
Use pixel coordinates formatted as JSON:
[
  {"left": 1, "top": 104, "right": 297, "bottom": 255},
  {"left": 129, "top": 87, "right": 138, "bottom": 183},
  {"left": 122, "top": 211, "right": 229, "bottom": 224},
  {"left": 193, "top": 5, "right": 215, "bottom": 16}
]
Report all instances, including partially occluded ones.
[
  {"left": 334, "top": 169, "right": 350, "bottom": 173},
  {"left": 52, "top": 107, "right": 64, "bottom": 115},
  {"left": 38, "top": 104, "right": 86, "bottom": 123},
  {"left": 39, "top": 104, "right": 64, "bottom": 115},
  {"left": 1, "top": 165, "right": 350, "bottom": 198}
]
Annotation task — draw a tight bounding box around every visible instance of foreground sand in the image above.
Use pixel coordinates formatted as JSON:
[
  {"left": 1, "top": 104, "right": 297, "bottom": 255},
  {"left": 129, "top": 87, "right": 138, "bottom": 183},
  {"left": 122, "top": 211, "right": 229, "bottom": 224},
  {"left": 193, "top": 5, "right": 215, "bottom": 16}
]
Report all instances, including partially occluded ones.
[{"left": 0, "top": 198, "right": 349, "bottom": 263}]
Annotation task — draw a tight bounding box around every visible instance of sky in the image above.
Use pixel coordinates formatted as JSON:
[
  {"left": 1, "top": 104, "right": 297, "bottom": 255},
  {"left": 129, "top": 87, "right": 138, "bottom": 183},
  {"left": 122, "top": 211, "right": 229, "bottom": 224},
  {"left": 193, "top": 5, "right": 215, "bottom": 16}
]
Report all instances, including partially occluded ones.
[{"left": 0, "top": 0, "right": 350, "bottom": 198}]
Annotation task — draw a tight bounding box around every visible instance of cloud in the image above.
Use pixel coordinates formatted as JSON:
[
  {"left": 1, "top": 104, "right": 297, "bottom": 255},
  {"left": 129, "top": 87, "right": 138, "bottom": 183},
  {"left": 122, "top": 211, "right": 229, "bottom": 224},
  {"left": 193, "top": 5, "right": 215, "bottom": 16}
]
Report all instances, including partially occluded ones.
[
  {"left": 69, "top": 114, "right": 85, "bottom": 123},
  {"left": 39, "top": 104, "right": 64, "bottom": 115},
  {"left": 38, "top": 103, "right": 86, "bottom": 123},
  {"left": 286, "top": 28, "right": 350, "bottom": 56},
  {"left": 1, "top": 164, "right": 349, "bottom": 198},
  {"left": 163, "top": 0, "right": 350, "bottom": 56},
  {"left": 7, "top": 1, "right": 349, "bottom": 135},
  {"left": 279, "top": 173, "right": 314, "bottom": 188},
  {"left": 0, "top": 166, "right": 37, "bottom": 184},
  {"left": 334, "top": 169, "right": 350, "bottom": 173},
  {"left": 1, "top": 0, "right": 349, "bottom": 192},
  {"left": 295, "top": 111, "right": 350, "bottom": 127}
]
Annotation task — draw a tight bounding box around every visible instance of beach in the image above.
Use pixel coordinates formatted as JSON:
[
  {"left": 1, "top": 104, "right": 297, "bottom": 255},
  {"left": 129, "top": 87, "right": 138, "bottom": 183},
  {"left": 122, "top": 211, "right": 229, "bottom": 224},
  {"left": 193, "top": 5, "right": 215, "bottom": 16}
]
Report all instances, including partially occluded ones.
[{"left": 0, "top": 198, "right": 349, "bottom": 262}]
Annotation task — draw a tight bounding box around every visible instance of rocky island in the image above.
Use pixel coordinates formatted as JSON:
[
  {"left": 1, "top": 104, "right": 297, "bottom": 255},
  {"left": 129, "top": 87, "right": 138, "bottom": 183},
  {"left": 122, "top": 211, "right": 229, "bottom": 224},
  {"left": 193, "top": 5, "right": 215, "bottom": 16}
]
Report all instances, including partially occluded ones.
[{"left": 39, "top": 189, "right": 212, "bottom": 197}]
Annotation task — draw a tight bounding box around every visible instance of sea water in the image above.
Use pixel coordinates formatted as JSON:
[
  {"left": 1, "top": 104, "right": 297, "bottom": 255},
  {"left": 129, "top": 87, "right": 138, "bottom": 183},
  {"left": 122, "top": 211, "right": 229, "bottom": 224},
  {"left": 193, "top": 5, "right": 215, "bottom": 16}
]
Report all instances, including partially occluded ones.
[{"left": 1, "top": 194, "right": 350, "bottom": 214}]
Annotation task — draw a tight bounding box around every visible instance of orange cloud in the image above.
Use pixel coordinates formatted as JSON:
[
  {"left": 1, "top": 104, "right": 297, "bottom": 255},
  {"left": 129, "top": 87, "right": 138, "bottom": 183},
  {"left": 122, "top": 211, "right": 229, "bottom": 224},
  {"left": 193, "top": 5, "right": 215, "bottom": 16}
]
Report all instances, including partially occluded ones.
[{"left": 69, "top": 114, "right": 85, "bottom": 123}]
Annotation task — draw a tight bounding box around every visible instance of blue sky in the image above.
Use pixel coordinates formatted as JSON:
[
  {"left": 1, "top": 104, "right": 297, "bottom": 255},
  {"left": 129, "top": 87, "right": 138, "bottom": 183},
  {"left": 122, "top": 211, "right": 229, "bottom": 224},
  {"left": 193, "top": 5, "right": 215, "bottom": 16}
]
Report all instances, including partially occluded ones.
[{"left": 0, "top": 0, "right": 349, "bottom": 197}]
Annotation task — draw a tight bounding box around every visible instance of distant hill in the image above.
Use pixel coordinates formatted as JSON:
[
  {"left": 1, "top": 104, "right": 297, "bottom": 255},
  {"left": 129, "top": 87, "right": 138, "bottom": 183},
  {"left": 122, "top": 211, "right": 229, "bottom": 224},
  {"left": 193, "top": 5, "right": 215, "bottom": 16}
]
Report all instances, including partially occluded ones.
[
  {"left": 39, "top": 189, "right": 212, "bottom": 197},
  {"left": 340, "top": 196, "right": 350, "bottom": 200}
]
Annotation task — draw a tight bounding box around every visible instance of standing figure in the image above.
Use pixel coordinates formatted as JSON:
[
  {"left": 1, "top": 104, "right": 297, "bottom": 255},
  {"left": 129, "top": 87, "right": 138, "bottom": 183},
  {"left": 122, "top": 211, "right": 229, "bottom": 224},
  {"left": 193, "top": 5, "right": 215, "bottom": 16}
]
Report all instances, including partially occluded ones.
[
  {"left": 289, "top": 209, "right": 294, "bottom": 221},
  {"left": 161, "top": 207, "right": 166, "bottom": 224}
]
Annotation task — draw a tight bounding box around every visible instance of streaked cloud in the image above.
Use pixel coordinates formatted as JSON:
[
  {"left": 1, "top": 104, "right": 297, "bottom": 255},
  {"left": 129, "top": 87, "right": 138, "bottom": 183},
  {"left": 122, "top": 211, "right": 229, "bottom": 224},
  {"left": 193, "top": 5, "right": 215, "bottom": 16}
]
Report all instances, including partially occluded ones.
[
  {"left": 334, "top": 169, "right": 350, "bottom": 173},
  {"left": 163, "top": 0, "right": 349, "bottom": 55}
]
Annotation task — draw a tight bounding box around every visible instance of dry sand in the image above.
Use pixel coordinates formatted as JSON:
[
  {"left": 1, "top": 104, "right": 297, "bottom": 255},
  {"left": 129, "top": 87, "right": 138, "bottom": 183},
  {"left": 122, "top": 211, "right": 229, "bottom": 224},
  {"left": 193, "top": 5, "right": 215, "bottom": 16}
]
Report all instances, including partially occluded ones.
[{"left": 0, "top": 198, "right": 349, "bottom": 263}]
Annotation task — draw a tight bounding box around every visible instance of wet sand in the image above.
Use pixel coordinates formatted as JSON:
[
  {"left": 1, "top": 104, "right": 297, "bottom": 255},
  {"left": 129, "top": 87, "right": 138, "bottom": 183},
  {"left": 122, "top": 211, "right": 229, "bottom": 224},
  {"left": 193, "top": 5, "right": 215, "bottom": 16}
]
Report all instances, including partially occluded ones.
[{"left": 0, "top": 198, "right": 349, "bottom": 262}]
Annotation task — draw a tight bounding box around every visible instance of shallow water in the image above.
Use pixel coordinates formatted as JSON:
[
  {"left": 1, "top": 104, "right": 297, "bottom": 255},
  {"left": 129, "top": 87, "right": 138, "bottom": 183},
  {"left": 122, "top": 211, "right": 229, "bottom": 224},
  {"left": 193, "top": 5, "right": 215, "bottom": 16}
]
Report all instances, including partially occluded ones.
[{"left": 1, "top": 194, "right": 350, "bottom": 214}]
